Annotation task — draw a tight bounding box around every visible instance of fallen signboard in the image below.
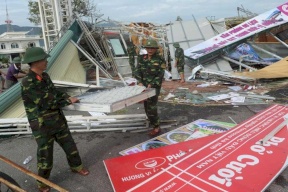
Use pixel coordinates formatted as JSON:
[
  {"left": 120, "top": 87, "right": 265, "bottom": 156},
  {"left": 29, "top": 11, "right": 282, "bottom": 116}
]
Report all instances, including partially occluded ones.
[
  {"left": 104, "top": 104, "right": 288, "bottom": 192},
  {"left": 119, "top": 119, "right": 234, "bottom": 156},
  {"left": 184, "top": 2, "right": 288, "bottom": 61}
]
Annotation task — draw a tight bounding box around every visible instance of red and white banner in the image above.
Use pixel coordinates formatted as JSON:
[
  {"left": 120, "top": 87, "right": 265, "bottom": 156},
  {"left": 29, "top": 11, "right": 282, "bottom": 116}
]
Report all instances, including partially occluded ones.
[
  {"left": 184, "top": 2, "right": 288, "bottom": 60},
  {"left": 104, "top": 104, "right": 288, "bottom": 192}
]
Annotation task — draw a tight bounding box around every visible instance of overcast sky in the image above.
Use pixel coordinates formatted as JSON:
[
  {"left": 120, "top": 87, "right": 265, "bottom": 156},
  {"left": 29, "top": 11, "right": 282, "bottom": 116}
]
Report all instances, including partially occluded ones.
[{"left": 0, "top": 0, "right": 287, "bottom": 27}]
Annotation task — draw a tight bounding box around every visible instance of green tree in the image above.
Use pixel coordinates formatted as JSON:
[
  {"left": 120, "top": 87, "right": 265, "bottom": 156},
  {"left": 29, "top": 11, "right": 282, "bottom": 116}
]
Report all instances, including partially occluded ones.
[
  {"left": 73, "top": 0, "right": 100, "bottom": 23},
  {"left": 27, "top": 0, "right": 41, "bottom": 25},
  {"left": 1, "top": 57, "right": 9, "bottom": 64}
]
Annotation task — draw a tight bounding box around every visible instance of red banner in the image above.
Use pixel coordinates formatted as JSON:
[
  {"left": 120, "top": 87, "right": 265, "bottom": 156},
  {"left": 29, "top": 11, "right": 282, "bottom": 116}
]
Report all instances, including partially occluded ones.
[{"left": 104, "top": 104, "right": 288, "bottom": 192}]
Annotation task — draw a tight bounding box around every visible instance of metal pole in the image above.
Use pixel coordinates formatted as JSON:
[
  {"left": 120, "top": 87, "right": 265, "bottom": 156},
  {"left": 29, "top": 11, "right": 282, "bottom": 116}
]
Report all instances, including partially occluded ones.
[
  {"left": 221, "top": 55, "right": 257, "bottom": 71},
  {"left": 250, "top": 43, "right": 282, "bottom": 60},
  {"left": 76, "top": 32, "right": 84, "bottom": 44},
  {"left": 38, "top": 0, "right": 48, "bottom": 51},
  {"left": 179, "top": 19, "right": 190, "bottom": 48},
  {"left": 260, "top": 119, "right": 288, "bottom": 145},
  {"left": 96, "top": 65, "right": 100, "bottom": 86},
  {"left": 67, "top": 0, "right": 73, "bottom": 17},
  {"left": 70, "top": 40, "right": 113, "bottom": 79},
  {"left": 193, "top": 14, "right": 205, "bottom": 46},
  {"left": 118, "top": 72, "right": 127, "bottom": 86},
  {"left": 120, "top": 31, "right": 127, "bottom": 50},
  {"left": 269, "top": 32, "right": 288, "bottom": 49},
  {"left": 53, "top": 0, "right": 63, "bottom": 32}
]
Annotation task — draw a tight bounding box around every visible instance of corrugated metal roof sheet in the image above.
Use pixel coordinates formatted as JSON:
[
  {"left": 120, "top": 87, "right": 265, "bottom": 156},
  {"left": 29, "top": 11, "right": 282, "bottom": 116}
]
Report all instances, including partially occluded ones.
[
  {"left": 48, "top": 41, "right": 85, "bottom": 83},
  {"left": 0, "top": 28, "right": 86, "bottom": 118},
  {"left": 166, "top": 17, "right": 229, "bottom": 79},
  {"left": 0, "top": 83, "right": 21, "bottom": 115},
  {"left": 0, "top": 99, "right": 26, "bottom": 118}
]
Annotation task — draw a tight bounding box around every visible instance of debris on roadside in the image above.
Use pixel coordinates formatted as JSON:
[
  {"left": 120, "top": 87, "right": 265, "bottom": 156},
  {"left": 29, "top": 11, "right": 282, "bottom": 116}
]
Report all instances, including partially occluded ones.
[{"left": 159, "top": 78, "right": 279, "bottom": 106}]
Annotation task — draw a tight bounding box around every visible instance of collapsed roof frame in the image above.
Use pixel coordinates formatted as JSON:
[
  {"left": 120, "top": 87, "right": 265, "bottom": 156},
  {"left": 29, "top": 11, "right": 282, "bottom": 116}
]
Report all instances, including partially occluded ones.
[
  {"left": 109, "top": 19, "right": 170, "bottom": 66},
  {"left": 75, "top": 16, "right": 119, "bottom": 79},
  {"left": 183, "top": 3, "right": 288, "bottom": 83},
  {"left": 185, "top": 4, "right": 288, "bottom": 69}
]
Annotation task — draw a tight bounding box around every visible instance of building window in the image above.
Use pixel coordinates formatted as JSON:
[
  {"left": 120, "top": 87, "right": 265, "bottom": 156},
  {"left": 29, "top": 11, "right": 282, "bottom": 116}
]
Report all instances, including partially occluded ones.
[
  {"left": 11, "top": 43, "right": 19, "bottom": 49},
  {"left": 1, "top": 43, "right": 5, "bottom": 49},
  {"left": 110, "top": 39, "right": 125, "bottom": 56},
  {"left": 28, "top": 42, "right": 35, "bottom": 47}
]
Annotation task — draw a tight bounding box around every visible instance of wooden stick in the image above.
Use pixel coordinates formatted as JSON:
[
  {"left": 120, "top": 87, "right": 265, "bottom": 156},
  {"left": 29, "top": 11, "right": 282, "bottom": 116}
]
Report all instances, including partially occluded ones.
[
  {"left": 0, "top": 155, "right": 68, "bottom": 192},
  {"left": 0, "top": 178, "right": 26, "bottom": 192}
]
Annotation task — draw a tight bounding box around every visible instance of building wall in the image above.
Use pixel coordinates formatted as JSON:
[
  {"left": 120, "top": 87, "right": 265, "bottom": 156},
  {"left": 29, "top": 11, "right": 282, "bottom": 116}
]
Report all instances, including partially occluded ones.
[
  {"left": 0, "top": 40, "right": 41, "bottom": 52},
  {"left": 0, "top": 39, "right": 41, "bottom": 62}
]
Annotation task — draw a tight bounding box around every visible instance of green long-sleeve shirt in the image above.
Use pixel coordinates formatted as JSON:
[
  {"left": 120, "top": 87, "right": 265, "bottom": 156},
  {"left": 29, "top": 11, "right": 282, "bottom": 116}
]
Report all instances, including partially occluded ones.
[
  {"left": 134, "top": 54, "right": 165, "bottom": 88},
  {"left": 21, "top": 70, "right": 72, "bottom": 133}
]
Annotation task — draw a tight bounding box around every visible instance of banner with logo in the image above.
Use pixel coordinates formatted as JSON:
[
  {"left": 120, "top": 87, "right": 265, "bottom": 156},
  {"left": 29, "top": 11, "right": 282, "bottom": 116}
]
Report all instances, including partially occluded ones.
[
  {"left": 104, "top": 104, "right": 288, "bottom": 192},
  {"left": 184, "top": 2, "right": 288, "bottom": 60}
]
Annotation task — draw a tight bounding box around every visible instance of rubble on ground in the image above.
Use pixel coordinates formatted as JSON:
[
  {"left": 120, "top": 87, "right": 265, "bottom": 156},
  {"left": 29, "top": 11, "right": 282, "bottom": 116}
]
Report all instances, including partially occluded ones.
[{"left": 158, "top": 78, "right": 285, "bottom": 106}]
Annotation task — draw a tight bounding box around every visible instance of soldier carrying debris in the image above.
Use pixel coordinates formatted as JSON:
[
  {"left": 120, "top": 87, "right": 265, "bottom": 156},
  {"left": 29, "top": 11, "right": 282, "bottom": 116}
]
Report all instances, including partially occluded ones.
[
  {"left": 127, "top": 42, "right": 137, "bottom": 77},
  {"left": 134, "top": 39, "right": 165, "bottom": 137},
  {"left": 20, "top": 47, "right": 89, "bottom": 192}
]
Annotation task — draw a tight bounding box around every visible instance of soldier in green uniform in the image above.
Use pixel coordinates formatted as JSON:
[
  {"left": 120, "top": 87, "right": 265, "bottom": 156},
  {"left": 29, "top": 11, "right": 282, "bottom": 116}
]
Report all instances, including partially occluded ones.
[
  {"left": 167, "top": 49, "right": 172, "bottom": 72},
  {"left": 127, "top": 42, "right": 137, "bottom": 77},
  {"left": 21, "top": 47, "right": 89, "bottom": 192},
  {"left": 173, "top": 42, "right": 185, "bottom": 83},
  {"left": 134, "top": 39, "right": 165, "bottom": 136}
]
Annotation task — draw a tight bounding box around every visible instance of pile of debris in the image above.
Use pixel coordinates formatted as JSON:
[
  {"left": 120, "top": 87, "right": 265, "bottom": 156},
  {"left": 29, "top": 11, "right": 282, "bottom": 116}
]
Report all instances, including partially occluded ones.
[{"left": 159, "top": 79, "right": 277, "bottom": 106}]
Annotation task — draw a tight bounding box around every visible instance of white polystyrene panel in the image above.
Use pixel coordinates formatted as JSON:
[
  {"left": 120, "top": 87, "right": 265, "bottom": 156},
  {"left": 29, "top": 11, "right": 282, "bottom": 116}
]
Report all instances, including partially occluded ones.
[{"left": 78, "top": 86, "right": 146, "bottom": 104}]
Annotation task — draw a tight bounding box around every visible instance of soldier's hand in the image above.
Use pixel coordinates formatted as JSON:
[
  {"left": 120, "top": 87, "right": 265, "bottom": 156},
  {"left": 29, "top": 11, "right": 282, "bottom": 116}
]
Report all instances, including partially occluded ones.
[
  {"left": 69, "top": 97, "right": 80, "bottom": 103},
  {"left": 138, "top": 83, "right": 144, "bottom": 87}
]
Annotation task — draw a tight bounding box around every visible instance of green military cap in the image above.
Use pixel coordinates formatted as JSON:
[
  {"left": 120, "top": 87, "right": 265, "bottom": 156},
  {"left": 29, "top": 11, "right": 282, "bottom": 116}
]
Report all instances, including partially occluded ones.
[
  {"left": 143, "top": 39, "right": 159, "bottom": 49},
  {"left": 12, "top": 57, "right": 22, "bottom": 64},
  {"left": 22, "top": 47, "right": 50, "bottom": 64},
  {"left": 173, "top": 43, "right": 180, "bottom": 48}
]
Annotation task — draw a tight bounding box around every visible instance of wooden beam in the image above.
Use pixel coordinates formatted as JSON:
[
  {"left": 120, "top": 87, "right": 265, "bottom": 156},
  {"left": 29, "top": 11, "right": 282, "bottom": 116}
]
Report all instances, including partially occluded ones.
[{"left": 0, "top": 155, "right": 68, "bottom": 192}]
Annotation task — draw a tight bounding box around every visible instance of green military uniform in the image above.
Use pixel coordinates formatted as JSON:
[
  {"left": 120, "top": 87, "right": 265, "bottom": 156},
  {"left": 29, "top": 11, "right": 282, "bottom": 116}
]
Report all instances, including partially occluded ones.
[
  {"left": 167, "top": 50, "right": 172, "bottom": 72},
  {"left": 174, "top": 43, "right": 185, "bottom": 74},
  {"left": 21, "top": 49, "right": 84, "bottom": 189},
  {"left": 134, "top": 40, "right": 165, "bottom": 128},
  {"left": 127, "top": 44, "right": 137, "bottom": 77}
]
